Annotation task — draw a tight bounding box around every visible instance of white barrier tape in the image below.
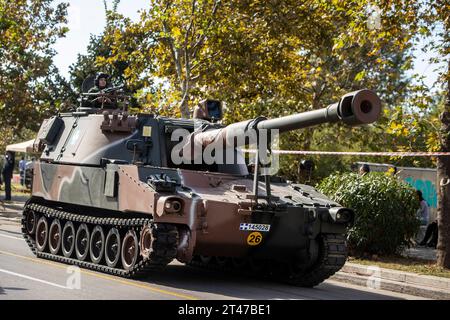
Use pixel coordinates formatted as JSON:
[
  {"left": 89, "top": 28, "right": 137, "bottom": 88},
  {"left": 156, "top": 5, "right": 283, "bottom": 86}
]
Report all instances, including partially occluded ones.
[{"left": 242, "top": 149, "right": 450, "bottom": 157}]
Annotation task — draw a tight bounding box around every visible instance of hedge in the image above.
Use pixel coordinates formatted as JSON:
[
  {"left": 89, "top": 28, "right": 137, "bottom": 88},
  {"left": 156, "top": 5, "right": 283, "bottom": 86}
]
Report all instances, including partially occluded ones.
[{"left": 317, "top": 172, "right": 420, "bottom": 255}]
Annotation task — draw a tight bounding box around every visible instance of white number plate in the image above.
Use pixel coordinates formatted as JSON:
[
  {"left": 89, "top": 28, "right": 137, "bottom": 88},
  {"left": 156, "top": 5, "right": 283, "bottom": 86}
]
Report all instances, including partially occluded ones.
[{"left": 239, "top": 223, "right": 271, "bottom": 232}]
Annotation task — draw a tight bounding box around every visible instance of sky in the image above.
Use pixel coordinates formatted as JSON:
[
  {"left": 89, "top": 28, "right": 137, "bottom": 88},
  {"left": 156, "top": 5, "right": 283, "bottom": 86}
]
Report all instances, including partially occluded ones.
[
  {"left": 53, "top": 0, "right": 149, "bottom": 78},
  {"left": 52, "top": 0, "right": 444, "bottom": 90}
]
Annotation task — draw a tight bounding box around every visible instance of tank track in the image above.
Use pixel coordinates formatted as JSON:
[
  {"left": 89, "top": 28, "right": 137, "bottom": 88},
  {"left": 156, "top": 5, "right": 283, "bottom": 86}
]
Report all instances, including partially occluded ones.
[
  {"left": 188, "top": 234, "right": 347, "bottom": 287},
  {"left": 21, "top": 202, "right": 178, "bottom": 278},
  {"left": 285, "top": 234, "right": 348, "bottom": 287}
]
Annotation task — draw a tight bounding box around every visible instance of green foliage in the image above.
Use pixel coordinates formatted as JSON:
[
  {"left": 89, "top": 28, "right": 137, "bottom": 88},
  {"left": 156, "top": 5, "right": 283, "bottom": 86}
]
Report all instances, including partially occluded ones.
[
  {"left": 0, "top": 0, "right": 70, "bottom": 135},
  {"left": 317, "top": 172, "right": 420, "bottom": 255},
  {"left": 0, "top": 0, "right": 445, "bottom": 184},
  {"left": 99, "top": 0, "right": 442, "bottom": 177},
  {"left": 69, "top": 0, "right": 146, "bottom": 103}
]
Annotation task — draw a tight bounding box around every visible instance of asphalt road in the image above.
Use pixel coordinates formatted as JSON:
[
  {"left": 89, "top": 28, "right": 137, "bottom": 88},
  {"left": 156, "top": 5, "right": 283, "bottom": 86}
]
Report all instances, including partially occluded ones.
[{"left": 0, "top": 215, "right": 424, "bottom": 300}]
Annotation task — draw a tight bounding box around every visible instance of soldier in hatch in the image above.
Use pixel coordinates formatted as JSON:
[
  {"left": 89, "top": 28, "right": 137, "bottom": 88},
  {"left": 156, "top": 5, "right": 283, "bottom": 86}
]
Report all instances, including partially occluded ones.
[{"left": 88, "top": 72, "right": 114, "bottom": 108}]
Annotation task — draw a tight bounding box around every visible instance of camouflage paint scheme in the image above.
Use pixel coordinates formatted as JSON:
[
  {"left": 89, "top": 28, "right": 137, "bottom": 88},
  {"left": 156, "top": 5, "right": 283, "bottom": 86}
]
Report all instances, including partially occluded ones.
[
  {"left": 26, "top": 89, "right": 381, "bottom": 284},
  {"left": 32, "top": 139, "right": 346, "bottom": 263}
]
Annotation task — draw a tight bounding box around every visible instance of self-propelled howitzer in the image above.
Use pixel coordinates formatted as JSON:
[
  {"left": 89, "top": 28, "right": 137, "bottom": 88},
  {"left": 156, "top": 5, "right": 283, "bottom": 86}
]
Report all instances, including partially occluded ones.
[{"left": 21, "top": 88, "right": 381, "bottom": 287}]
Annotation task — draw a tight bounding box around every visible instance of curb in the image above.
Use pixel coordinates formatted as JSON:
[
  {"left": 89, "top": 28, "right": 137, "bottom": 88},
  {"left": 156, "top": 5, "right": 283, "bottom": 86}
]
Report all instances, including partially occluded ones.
[
  {"left": 0, "top": 202, "right": 25, "bottom": 218},
  {"left": 331, "top": 263, "right": 450, "bottom": 300},
  {"left": 1, "top": 204, "right": 25, "bottom": 211}
]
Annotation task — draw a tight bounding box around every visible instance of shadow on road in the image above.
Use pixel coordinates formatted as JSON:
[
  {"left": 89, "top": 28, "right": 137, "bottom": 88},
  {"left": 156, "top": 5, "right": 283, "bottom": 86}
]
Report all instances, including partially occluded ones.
[
  {"left": 0, "top": 287, "right": 29, "bottom": 295},
  {"left": 133, "top": 263, "right": 407, "bottom": 300}
]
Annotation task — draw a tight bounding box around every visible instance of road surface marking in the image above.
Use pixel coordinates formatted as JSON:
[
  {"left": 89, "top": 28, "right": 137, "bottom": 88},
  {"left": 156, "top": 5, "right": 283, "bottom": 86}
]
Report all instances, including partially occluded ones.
[
  {"left": 0, "top": 233, "right": 23, "bottom": 240},
  {"left": 0, "top": 267, "right": 69, "bottom": 289},
  {"left": 0, "top": 249, "right": 198, "bottom": 300}
]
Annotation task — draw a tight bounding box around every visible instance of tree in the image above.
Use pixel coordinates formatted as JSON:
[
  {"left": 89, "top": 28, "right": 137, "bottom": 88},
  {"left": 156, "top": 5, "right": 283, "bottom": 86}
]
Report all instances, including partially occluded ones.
[
  {"left": 105, "top": 1, "right": 421, "bottom": 121},
  {"left": 202, "top": 1, "right": 424, "bottom": 180},
  {"left": 100, "top": 0, "right": 436, "bottom": 187},
  {"left": 102, "top": 0, "right": 221, "bottom": 118},
  {"left": 0, "top": 0, "right": 69, "bottom": 135},
  {"left": 421, "top": 0, "right": 450, "bottom": 268},
  {"left": 438, "top": 60, "right": 450, "bottom": 267},
  {"left": 70, "top": 1, "right": 124, "bottom": 90}
]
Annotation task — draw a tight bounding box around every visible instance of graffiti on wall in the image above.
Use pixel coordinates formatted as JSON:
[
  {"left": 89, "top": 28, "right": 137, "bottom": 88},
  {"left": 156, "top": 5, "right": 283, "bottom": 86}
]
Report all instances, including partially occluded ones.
[{"left": 404, "top": 177, "right": 437, "bottom": 208}]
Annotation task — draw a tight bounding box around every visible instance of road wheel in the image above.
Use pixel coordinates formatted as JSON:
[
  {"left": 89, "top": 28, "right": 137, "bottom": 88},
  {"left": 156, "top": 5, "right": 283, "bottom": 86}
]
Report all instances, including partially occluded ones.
[
  {"left": 25, "top": 210, "right": 37, "bottom": 235},
  {"left": 105, "top": 227, "right": 121, "bottom": 268},
  {"left": 90, "top": 225, "right": 105, "bottom": 264},
  {"left": 75, "top": 223, "right": 90, "bottom": 261},
  {"left": 48, "top": 219, "right": 62, "bottom": 255},
  {"left": 121, "top": 230, "right": 139, "bottom": 271},
  {"left": 62, "top": 221, "right": 76, "bottom": 258},
  {"left": 139, "top": 225, "right": 152, "bottom": 259},
  {"left": 36, "top": 216, "right": 48, "bottom": 252}
]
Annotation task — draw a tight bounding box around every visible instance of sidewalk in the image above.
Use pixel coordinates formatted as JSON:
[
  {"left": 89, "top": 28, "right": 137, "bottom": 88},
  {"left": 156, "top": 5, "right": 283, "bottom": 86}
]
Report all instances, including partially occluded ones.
[
  {"left": 0, "top": 195, "right": 28, "bottom": 220},
  {"left": 330, "top": 245, "right": 448, "bottom": 299},
  {"left": 402, "top": 246, "right": 437, "bottom": 261},
  {"left": 332, "top": 262, "right": 450, "bottom": 300}
]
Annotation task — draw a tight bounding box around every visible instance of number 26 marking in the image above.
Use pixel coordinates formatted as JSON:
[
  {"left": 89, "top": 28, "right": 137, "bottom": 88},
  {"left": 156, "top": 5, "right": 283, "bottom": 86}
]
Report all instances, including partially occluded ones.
[{"left": 247, "top": 232, "right": 263, "bottom": 246}]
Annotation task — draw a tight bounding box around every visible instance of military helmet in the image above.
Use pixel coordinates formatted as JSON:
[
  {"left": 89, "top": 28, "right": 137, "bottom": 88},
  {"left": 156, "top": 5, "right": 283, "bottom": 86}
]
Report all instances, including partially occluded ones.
[{"left": 95, "top": 72, "right": 110, "bottom": 87}]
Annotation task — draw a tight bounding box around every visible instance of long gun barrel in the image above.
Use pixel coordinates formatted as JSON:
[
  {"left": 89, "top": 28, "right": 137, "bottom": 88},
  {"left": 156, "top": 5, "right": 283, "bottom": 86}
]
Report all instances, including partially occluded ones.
[
  {"left": 255, "top": 89, "right": 380, "bottom": 132},
  {"left": 182, "top": 89, "right": 381, "bottom": 156}
]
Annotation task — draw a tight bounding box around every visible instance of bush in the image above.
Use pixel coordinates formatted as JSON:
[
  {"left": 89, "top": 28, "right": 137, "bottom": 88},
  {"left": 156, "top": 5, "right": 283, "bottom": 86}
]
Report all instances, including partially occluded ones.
[{"left": 317, "top": 172, "right": 420, "bottom": 255}]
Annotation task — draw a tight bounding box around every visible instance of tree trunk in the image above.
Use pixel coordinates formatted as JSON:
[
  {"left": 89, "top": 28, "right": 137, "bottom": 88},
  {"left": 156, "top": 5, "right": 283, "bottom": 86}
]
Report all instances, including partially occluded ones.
[
  {"left": 301, "top": 93, "right": 323, "bottom": 150},
  {"left": 437, "top": 59, "right": 450, "bottom": 268},
  {"left": 179, "top": 93, "right": 191, "bottom": 119}
]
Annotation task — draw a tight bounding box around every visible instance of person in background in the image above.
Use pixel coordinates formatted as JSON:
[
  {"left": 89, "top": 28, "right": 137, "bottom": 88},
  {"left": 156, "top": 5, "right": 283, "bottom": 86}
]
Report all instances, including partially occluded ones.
[
  {"left": 298, "top": 159, "right": 315, "bottom": 183},
  {"left": 19, "top": 156, "right": 26, "bottom": 186},
  {"left": 416, "top": 190, "right": 429, "bottom": 226},
  {"left": 416, "top": 190, "right": 438, "bottom": 248},
  {"left": 419, "top": 221, "right": 438, "bottom": 248},
  {"left": 359, "top": 164, "right": 370, "bottom": 176},
  {"left": 2, "top": 151, "right": 15, "bottom": 201},
  {"left": 25, "top": 157, "right": 36, "bottom": 189}
]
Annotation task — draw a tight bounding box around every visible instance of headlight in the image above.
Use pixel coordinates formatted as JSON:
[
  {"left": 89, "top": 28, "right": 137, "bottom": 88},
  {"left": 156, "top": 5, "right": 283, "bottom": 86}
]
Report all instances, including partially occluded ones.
[
  {"left": 328, "top": 207, "right": 354, "bottom": 224},
  {"left": 164, "top": 199, "right": 183, "bottom": 214}
]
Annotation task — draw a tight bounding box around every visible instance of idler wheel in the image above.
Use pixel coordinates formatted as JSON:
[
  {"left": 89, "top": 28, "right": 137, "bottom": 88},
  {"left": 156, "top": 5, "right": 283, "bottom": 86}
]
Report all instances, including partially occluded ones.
[
  {"left": 121, "top": 230, "right": 139, "bottom": 271},
  {"left": 36, "top": 216, "right": 48, "bottom": 252},
  {"left": 139, "top": 225, "right": 152, "bottom": 259},
  {"left": 25, "top": 210, "right": 37, "bottom": 235},
  {"left": 90, "top": 225, "right": 105, "bottom": 264},
  {"left": 75, "top": 223, "right": 90, "bottom": 261},
  {"left": 48, "top": 219, "right": 62, "bottom": 255},
  {"left": 105, "top": 227, "right": 121, "bottom": 268},
  {"left": 62, "top": 221, "right": 76, "bottom": 258}
]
